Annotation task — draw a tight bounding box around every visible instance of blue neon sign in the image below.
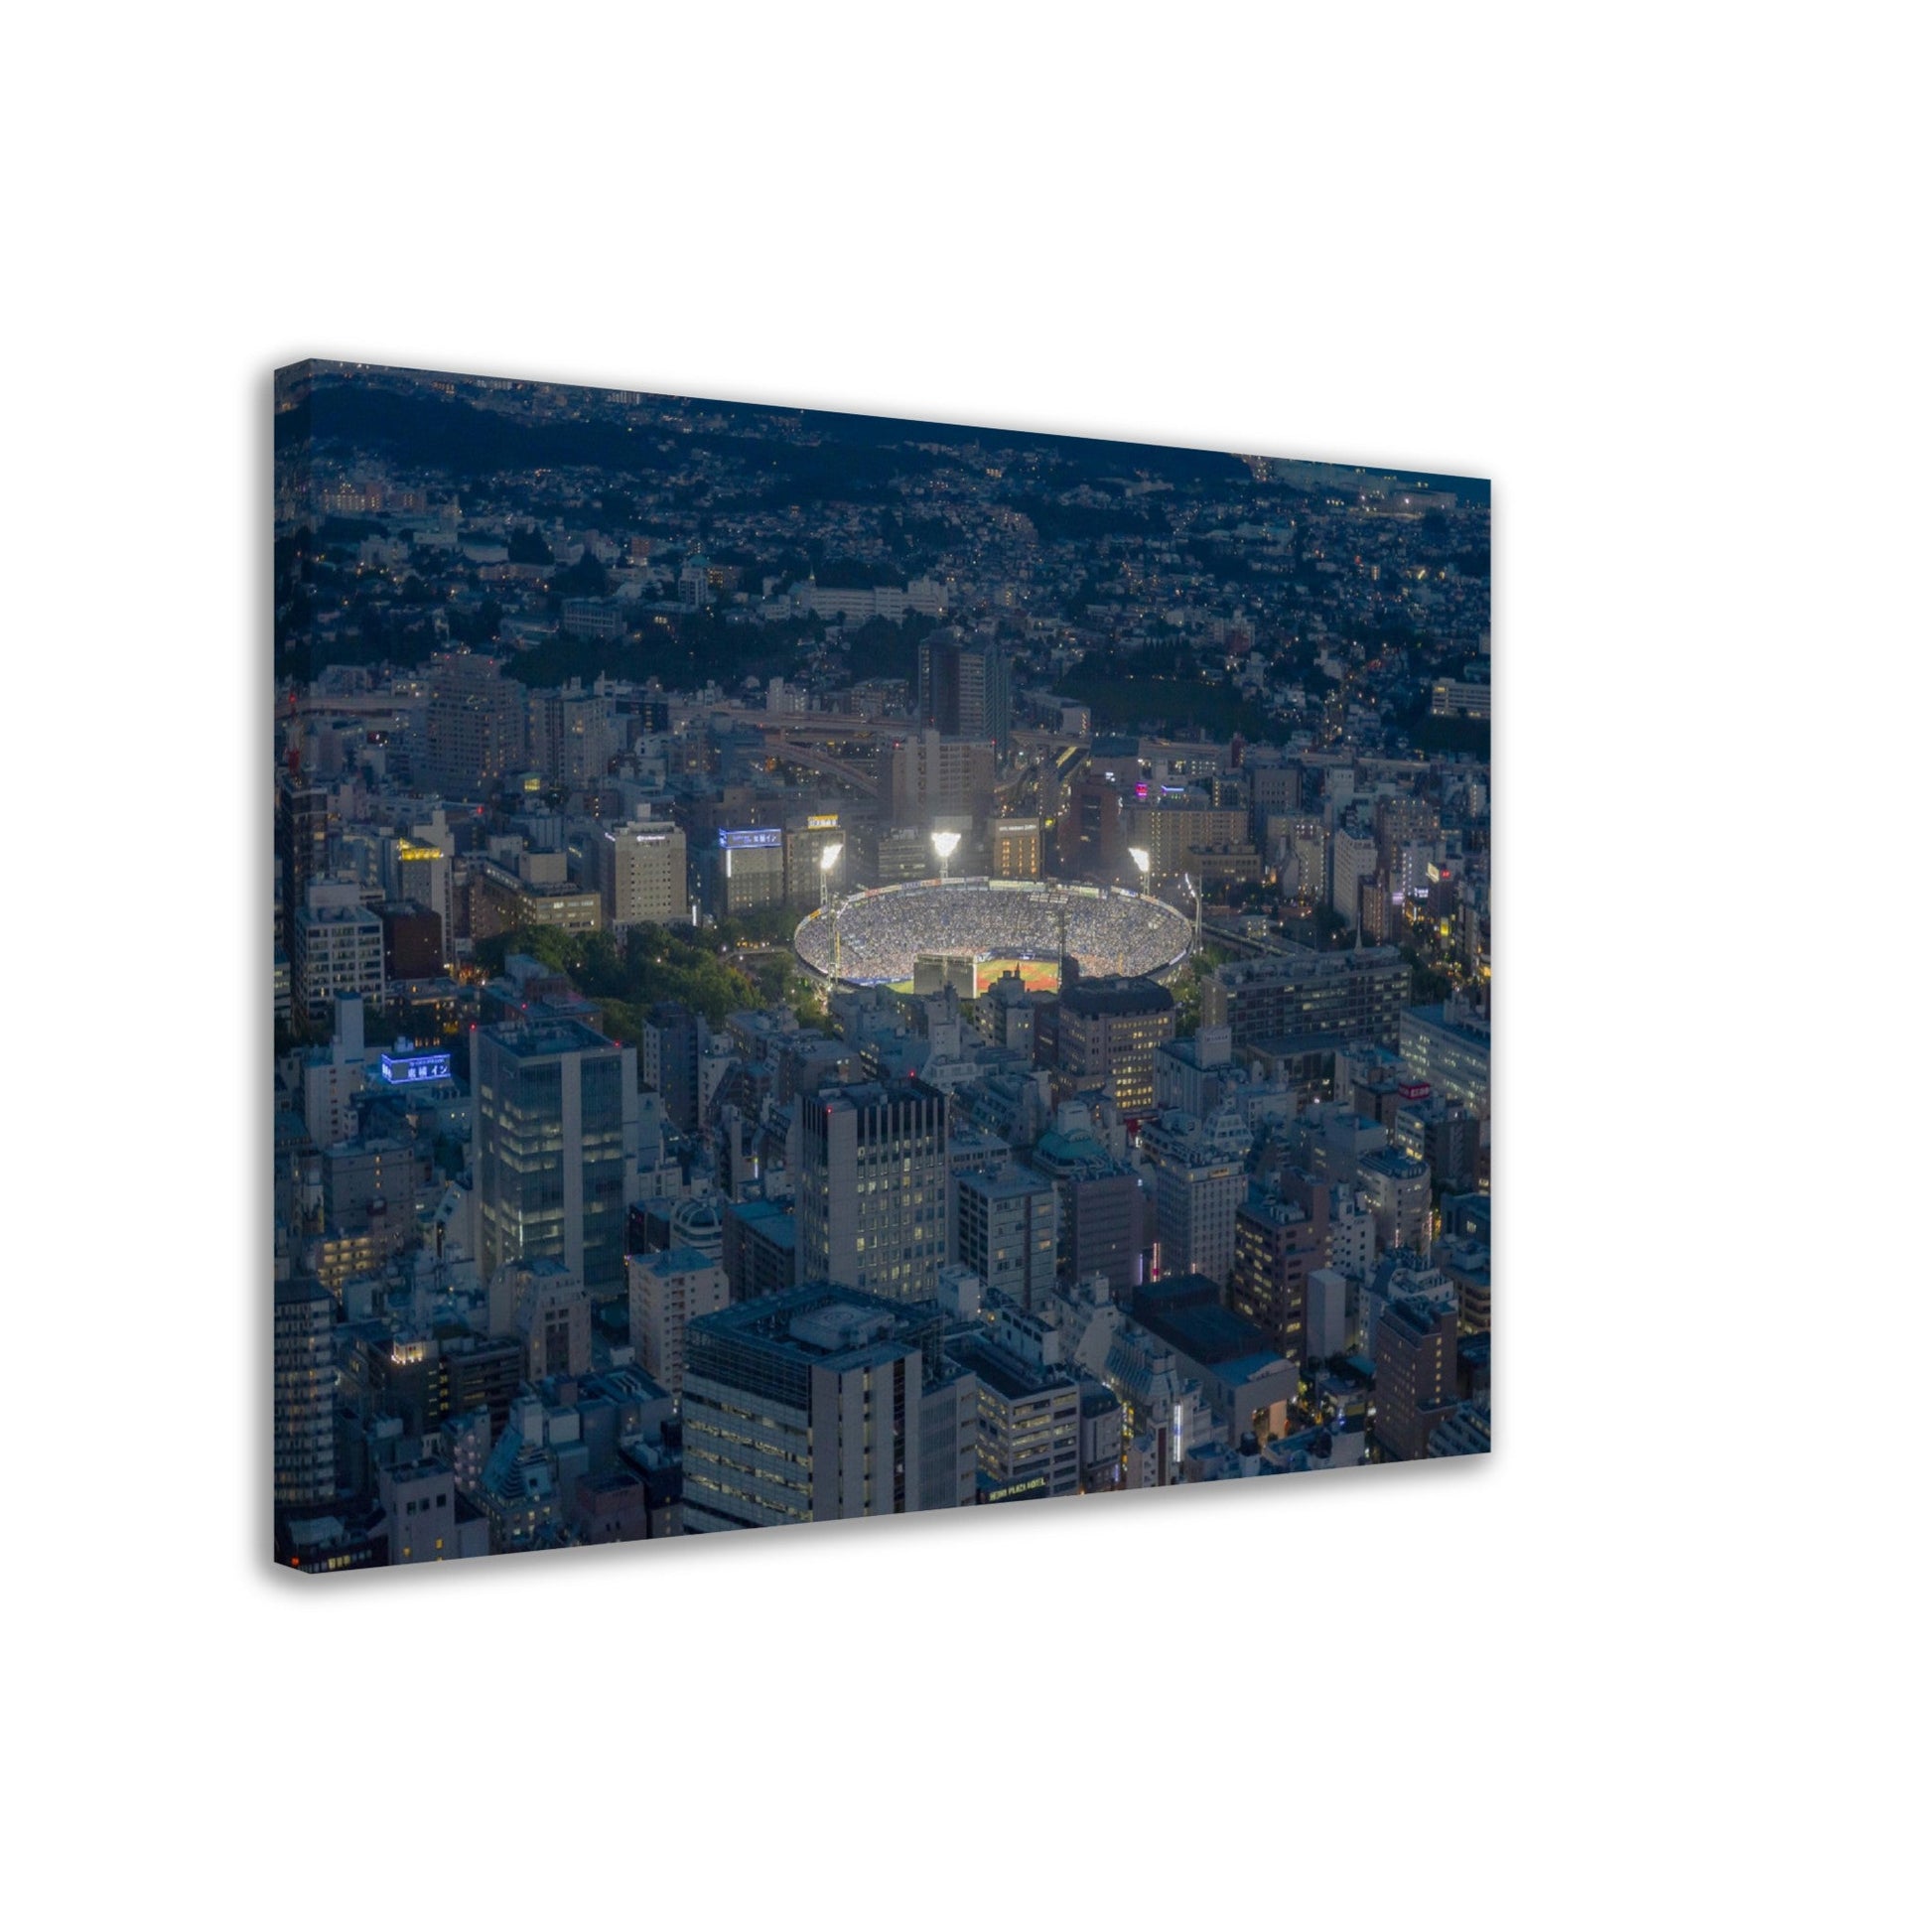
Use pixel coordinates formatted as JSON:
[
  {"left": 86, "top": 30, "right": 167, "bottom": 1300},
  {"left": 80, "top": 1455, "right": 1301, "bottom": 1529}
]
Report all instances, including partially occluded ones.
[{"left": 379, "top": 1050, "right": 452, "bottom": 1086}]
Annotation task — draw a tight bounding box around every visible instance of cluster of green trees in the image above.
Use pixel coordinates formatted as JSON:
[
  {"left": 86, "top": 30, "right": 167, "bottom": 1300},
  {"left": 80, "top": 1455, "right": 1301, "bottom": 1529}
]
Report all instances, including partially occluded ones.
[
  {"left": 1169, "top": 941, "right": 1232, "bottom": 1035},
  {"left": 839, "top": 612, "right": 938, "bottom": 687},
  {"left": 476, "top": 911, "right": 825, "bottom": 1037},
  {"left": 1399, "top": 937, "right": 1457, "bottom": 1006},
  {"left": 1400, "top": 710, "right": 1490, "bottom": 759},
  {"left": 1056, "top": 651, "right": 1277, "bottom": 741}
]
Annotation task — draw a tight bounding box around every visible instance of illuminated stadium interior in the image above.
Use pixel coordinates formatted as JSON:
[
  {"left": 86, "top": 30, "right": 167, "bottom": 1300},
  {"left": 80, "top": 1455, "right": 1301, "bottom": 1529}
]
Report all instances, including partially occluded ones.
[{"left": 794, "top": 880, "right": 1192, "bottom": 992}]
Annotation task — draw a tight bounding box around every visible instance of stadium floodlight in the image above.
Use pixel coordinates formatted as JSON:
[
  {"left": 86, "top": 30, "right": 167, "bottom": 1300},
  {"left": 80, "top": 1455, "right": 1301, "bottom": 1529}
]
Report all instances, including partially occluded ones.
[
  {"left": 931, "top": 829, "right": 961, "bottom": 885},
  {"left": 1128, "top": 847, "right": 1151, "bottom": 877},
  {"left": 818, "top": 841, "right": 843, "bottom": 915}
]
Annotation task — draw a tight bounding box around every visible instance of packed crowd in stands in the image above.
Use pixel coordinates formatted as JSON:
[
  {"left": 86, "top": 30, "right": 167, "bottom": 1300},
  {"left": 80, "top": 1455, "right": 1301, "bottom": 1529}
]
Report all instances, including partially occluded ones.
[{"left": 794, "top": 882, "right": 1191, "bottom": 985}]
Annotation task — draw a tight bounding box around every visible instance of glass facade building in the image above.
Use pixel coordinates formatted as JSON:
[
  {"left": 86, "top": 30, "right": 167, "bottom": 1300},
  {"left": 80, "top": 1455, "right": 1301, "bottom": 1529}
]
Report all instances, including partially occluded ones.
[{"left": 473, "top": 1019, "right": 637, "bottom": 1292}]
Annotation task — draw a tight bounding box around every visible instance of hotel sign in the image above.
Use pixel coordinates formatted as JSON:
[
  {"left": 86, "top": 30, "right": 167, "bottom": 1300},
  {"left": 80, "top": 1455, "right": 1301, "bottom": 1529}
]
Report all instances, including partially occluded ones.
[{"left": 379, "top": 1050, "right": 453, "bottom": 1086}]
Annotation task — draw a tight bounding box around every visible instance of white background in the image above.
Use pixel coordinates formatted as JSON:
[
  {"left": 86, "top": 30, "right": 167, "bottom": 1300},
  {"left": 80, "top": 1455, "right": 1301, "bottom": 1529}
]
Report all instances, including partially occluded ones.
[{"left": 4, "top": 6, "right": 1922, "bottom": 1926}]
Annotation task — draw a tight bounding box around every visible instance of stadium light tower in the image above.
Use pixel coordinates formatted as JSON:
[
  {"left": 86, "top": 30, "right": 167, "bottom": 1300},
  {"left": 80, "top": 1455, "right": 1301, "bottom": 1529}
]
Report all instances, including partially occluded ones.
[
  {"left": 931, "top": 828, "right": 961, "bottom": 886},
  {"left": 819, "top": 841, "right": 846, "bottom": 982},
  {"left": 1128, "top": 846, "right": 1151, "bottom": 881}
]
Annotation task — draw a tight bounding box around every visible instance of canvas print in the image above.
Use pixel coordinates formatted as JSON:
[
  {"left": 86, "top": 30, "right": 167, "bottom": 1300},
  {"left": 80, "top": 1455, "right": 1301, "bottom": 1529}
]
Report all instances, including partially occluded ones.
[{"left": 273, "top": 360, "right": 1491, "bottom": 1571}]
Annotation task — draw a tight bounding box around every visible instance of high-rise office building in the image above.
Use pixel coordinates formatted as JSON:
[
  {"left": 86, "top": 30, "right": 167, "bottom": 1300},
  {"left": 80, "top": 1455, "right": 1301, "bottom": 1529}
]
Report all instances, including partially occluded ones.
[
  {"left": 918, "top": 630, "right": 1011, "bottom": 756},
  {"left": 1061, "top": 772, "right": 1125, "bottom": 876},
  {"left": 1140, "top": 1105, "right": 1252, "bottom": 1288},
  {"left": 796, "top": 1078, "right": 949, "bottom": 1302},
  {"left": 601, "top": 817, "right": 687, "bottom": 926},
  {"left": 381, "top": 829, "right": 453, "bottom": 962},
  {"left": 1371, "top": 1296, "right": 1459, "bottom": 1460},
  {"left": 1229, "top": 1186, "right": 1326, "bottom": 1364},
  {"left": 1031, "top": 1111, "right": 1146, "bottom": 1298},
  {"left": 1055, "top": 975, "right": 1176, "bottom": 1117},
  {"left": 511, "top": 1257, "right": 594, "bottom": 1379},
  {"left": 1121, "top": 802, "right": 1249, "bottom": 886},
  {"left": 640, "top": 1000, "right": 705, "bottom": 1134},
  {"left": 425, "top": 651, "right": 526, "bottom": 796},
  {"left": 708, "top": 826, "right": 785, "bottom": 916},
  {"left": 850, "top": 822, "right": 935, "bottom": 889},
  {"left": 1202, "top": 945, "right": 1411, "bottom": 1052},
  {"left": 946, "top": 1328, "right": 1082, "bottom": 1501},
  {"left": 1330, "top": 829, "right": 1378, "bottom": 927},
  {"left": 276, "top": 772, "right": 338, "bottom": 918},
  {"left": 528, "top": 679, "right": 619, "bottom": 787},
  {"left": 380, "top": 901, "right": 446, "bottom": 981},
  {"left": 884, "top": 731, "right": 998, "bottom": 823},
  {"left": 721, "top": 1196, "right": 799, "bottom": 1302},
  {"left": 471, "top": 1018, "right": 638, "bottom": 1292},
  {"left": 953, "top": 1164, "right": 1059, "bottom": 1311},
  {"left": 1375, "top": 795, "right": 1441, "bottom": 886},
  {"left": 1287, "top": 818, "right": 1328, "bottom": 902},
  {"left": 274, "top": 1275, "right": 336, "bottom": 1508},
  {"left": 681, "top": 1285, "right": 967, "bottom": 1530}
]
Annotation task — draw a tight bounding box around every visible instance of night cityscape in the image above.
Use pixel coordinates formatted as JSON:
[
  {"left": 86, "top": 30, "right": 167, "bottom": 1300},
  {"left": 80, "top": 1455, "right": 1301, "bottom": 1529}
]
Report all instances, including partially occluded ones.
[
  {"left": 20, "top": 7, "right": 1914, "bottom": 1920},
  {"left": 273, "top": 359, "right": 1492, "bottom": 1569}
]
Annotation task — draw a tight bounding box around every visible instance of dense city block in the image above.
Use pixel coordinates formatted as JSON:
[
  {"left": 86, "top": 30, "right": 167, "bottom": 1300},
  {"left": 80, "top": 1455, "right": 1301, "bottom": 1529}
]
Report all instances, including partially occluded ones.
[{"left": 272, "top": 361, "right": 1491, "bottom": 1569}]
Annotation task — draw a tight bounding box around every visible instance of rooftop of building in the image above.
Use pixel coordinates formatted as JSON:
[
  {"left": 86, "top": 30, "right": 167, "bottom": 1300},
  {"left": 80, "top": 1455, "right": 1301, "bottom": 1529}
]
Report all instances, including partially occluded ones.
[
  {"left": 945, "top": 1331, "right": 1075, "bottom": 1403},
  {"left": 813, "top": 1076, "right": 946, "bottom": 1126},
  {"left": 1238, "top": 1186, "right": 1311, "bottom": 1228},
  {"left": 1360, "top": 1146, "right": 1429, "bottom": 1178},
  {"left": 1134, "top": 1290, "right": 1280, "bottom": 1371},
  {"left": 726, "top": 1195, "right": 797, "bottom": 1238},
  {"left": 957, "top": 1162, "right": 1056, "bottom": 1201},
  {"left": 633, "top": 1244, "right": 719, "bottom": 1278},
  {"left": 689, "top": 1282, "right": 935, "bottom": 1368},
  {"left": 1379, "top": 1295, "right": 1453, "bottom": 1343},
  {"left": 295, "top": 900, "right": 382, "bottom": 926},
  {"left": 478, "top": 1015, "right": 620, "bottom": 1056},
  {"left": 1214, "top": 945, "right": 1404, "bottom": 983},
  {"left": 1404, "top": 1004, "right": 1491, "bottom": 1047},
  {"left": 1032, "top": 1125, "right": 1109, "bottom": 1164},
  {"left": 1058, "top": 975, "right": 1175, "bottom": 1018}
]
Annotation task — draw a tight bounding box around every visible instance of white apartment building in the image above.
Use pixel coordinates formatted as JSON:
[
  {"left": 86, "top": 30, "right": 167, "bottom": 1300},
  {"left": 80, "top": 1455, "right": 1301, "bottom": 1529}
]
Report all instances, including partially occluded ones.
[
  {"left": 626, "top": 1247, "right": 729, "bottom": 1398},
  {"left": 291, "top": 879, "right": 384, "bottom": 1023}
]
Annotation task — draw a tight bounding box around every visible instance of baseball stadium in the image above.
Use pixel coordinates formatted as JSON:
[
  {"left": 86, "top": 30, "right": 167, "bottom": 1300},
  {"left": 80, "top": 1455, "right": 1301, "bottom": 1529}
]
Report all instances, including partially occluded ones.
[{"left": 793, "top": 879, "right": 1193, "bottom": 995}]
